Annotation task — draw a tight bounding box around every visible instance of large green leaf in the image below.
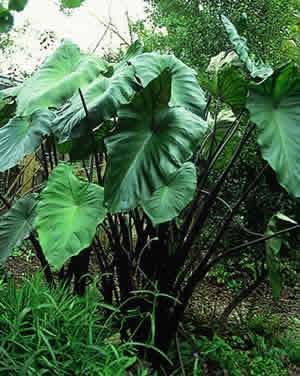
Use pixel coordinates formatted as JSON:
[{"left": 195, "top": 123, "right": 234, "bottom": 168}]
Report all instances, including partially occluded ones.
[
  {"left": 142, "top": 162, "right": 197, "bottom": 225},
  {"left": 36, "top": 164, "right": 107, "bottom": 270},
  {"left": 246, "top": 63, "right": 300, "bottom": 198},
  {"left": 16, "top": 40, "right": 109, "bottom": 115},
  {"left": 53, "top": 64, "right": 137, "bottom": 142},
  {"left": 0, "top": 194, "right": 36, "bottom": 263},
  {"left": 221, "top": 15, "right": 273, "bottom": 80},
  {"left": 104, "top": 72, "right": 207, "bottom": 213},
  {"left": 130, "top": 53, "right": 207, "bottom": 117},
  {"left": 0, "top": 110, "right": 54, "bottom": 172}
]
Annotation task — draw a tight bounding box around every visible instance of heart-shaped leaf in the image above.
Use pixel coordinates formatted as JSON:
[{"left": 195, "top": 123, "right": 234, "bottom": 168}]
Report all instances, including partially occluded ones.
[
  {"left": 247, "top": 63, "right": 300, "bottom": 198},
  {"left": 104, "top": 72, "right": 207, "bottom": 213},
  {"left": 0, "top": 194, "right": 36, "bottom": 263},
  {"left": 142, "top": 162, "right": 197, "bottom": 225},
  {"left": 36, "top": 164, "right": 107, "bottom": 270},
  {"left": 0, "top": 110, "right": 54, "bottom": 172}
]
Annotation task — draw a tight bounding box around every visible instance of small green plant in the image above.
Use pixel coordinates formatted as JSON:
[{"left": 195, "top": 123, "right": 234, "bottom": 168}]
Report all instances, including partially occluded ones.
[
  {"left": 177, "top": 334, "right": 290, "bottom": 376},
  {"left": 208, "top": 264, "right": 243, "bottom": 291}
]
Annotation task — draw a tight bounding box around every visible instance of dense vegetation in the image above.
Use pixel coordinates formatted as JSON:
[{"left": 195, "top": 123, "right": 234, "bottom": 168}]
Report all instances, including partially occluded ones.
[{"left": 0, "top": 0, "right": 299, "bottom": 374}]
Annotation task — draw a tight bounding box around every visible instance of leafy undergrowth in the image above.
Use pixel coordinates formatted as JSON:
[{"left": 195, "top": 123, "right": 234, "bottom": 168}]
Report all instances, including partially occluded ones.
[
  {"left": 173, "top": 323, "right": 300, "bottom": 375},
  {"left": 0, "top": 275, "right": 147, "bottom": 376},
  {"left": 0, "top": 273, "right": 299, "bottom": 375}
]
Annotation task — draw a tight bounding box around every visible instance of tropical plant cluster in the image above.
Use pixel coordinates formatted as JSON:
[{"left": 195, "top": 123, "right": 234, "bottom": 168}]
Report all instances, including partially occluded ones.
[{"left": 0, "top": 11, "right": 299, "bottom": 370}]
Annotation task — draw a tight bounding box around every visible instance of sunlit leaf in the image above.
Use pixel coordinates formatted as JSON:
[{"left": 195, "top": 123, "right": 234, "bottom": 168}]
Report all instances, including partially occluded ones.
[
  {"left": 16, "top": 40, "right": 109, "bottom": 115},
  {"left": 36, "top": 164, "right": 107, "bottom": 270}
]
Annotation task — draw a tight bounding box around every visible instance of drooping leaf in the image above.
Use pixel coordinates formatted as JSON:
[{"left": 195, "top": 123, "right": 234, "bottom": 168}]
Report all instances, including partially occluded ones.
[
  {"left": 130, "top": 52, "right": 207, "bottom": 117},
  {"left": 0, "top": 7, "right": 13, "bottom": 33},
  {"left": 53, "top": 64, "right": 137, "bottom": 142},
  {"left": 265, "top": 213, "right": 298, "bottom": 299},
  {"left": 206, "top": 51, "right": 248, "bottom": 111},
  {"left": 0, "top": 110, "right": 54, "bottom": 172},
  {"left": 265, "top": 233, "right": 282, "bottom": 300},
  {"left": 142, "top": 162, "right": 197, "bottom": 225},
  {"left": 0, "top": 194, "right": 36, "bottom": 263},
  {"left": 204, "top": 108, "right": 240, "bottom": 170},
  {"left": 246, "top": 63, "right": 300, "bottom": 198},
  {"left": 221, "top": 15, "right": 273, "bottom": 80},
  {"left": 8, "top": 0, "right": 28, "bottom": 12},
  {"left": 36, "top": 164, "right": 107, "bottom": 270},
  {"left": 104, "top": 72, "right": 207, "bottom": 213},
  {"left": 16, "top": 40, "right": 109, "bottom": 115}
]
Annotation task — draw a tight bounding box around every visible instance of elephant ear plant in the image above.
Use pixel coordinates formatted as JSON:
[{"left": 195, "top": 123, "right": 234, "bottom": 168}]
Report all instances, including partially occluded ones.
[{"left": 0, "top": 19, "right": 299, "bottom": 365}]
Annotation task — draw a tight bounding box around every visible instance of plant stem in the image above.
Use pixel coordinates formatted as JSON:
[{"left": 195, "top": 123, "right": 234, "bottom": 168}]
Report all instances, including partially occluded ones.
[
  {"left": 177, "top": 122, "right": 255, "bottom": 271},
  {"left": 78, "top": 88, "right": 102, "bottom": 184},
  {"left": 179, "top": 113, "right": 244, "bottom": 246},
  {"left": 29, "top": 234, "right": 54, "bottom": 287},
  {"left": 225, "top": 224, "right": 300, "bottom": 254},
  {"left": 51, "top": 135, "right": 58, "bottom": 166},
  {"left": 0, "top": 193, "right": 10, "bottom": 209},
  {"left": 40, "top": 142, "right": 49, "bottom": 179}
]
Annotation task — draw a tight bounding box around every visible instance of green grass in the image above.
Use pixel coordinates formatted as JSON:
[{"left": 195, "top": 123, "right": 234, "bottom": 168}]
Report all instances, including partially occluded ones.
[{"left": 0, "top": 275, "right": 143, "bottom": 375}]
